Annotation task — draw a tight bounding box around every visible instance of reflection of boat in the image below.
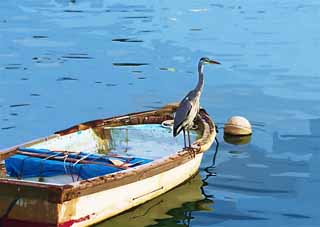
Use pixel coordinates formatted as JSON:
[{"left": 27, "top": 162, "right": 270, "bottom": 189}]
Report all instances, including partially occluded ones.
[
  {"left": 98, "top": 174, "right": 213, "bottom": 227},
  {"left": 0, "top": 104, "right": 216, "bottom": 227}
]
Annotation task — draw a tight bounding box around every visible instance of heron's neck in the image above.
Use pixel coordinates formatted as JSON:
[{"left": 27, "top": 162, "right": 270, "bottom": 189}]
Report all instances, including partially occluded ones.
[{"left": 195, "top": 62, "right": 204, "bottom": 93}]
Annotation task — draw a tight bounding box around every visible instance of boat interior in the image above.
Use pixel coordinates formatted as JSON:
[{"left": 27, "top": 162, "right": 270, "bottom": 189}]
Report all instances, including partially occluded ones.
[{"left": 0, "top": 123, "right": 199, "bottom": 185}]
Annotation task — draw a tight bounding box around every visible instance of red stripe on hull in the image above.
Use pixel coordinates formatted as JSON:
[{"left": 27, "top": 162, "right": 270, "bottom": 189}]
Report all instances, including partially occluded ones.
[
  {"left": 1, "top": 219, "right": 56, "bottom": 227},
  {"left": 58, "top": 214, "right": 91, "bottom": 227},
  {"left": 1, "top": 213, "right": 93, "bottom": 227}
]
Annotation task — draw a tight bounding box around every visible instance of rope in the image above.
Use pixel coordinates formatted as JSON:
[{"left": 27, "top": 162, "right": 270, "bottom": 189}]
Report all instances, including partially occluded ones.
[
  {"left": 62, "top": 153, "right": 75, "bottom": 182},
  {"left": 12, "top": 149, "right": 139, "bottom": 182},
  {"left": 73, "top": 153, "right": 91, "bottom": 166},
  {"left": 18, "top": 155, "right": 33, "bottom": 179},
  {"left": 72, "top": 153, "right": 91, "bottom": 182},
  {"left": 38, "top": 152, "right": 62, "bottom": 182},
  {"left": 161, "top": 119, "right": 173, "bottom": 129}
]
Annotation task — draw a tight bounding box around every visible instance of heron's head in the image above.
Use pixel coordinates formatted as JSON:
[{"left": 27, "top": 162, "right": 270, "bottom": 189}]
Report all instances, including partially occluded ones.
[{"left": 199, "top": 57, "right": 220, "bottom": 65}]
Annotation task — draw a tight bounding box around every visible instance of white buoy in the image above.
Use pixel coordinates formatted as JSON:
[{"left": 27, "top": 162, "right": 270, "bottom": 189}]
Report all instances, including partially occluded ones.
[{"left": 224, "top": 116, "right": 252, "bottom": 136}]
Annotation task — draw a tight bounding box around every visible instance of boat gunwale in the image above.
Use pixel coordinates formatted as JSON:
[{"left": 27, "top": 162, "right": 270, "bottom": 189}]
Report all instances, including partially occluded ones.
[{"left": 0, "top": 104, "right": 216, "bottom": 203}]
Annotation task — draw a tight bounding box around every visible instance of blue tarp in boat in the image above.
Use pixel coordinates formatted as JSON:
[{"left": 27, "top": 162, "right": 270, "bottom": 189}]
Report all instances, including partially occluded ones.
[{"left": 5, "top": 148, "right": 152, "bottom": 180}]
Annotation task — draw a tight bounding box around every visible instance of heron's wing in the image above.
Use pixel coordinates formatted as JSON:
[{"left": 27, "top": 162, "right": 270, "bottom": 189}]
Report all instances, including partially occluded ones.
[{"left": 173, "top": 91, "right": 195, "bottom": 137}]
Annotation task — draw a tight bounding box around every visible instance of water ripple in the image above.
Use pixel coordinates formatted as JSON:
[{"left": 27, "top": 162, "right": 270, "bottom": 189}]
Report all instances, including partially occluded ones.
[
  {"left": 56, "top": 77, "right": 78, "bottom": 81},
  {"left": 210, "top": 183, "right": 290, "bottom": 194},
  {"left": 9, "top": 104, "right": 30, "bottom": 108},
  {"left": 113, "top": 63, "right": 148, "bottom": 67},
  {"left": 211, "top": 213, "right": 268, "bottom": 220},
  {"left": 282, "top": 213, "right": 311, "bottom": 219},
  {"left": 1, "top": 126, "right": 16, "bottom": 130},
  {"left": 112, "top": 38, "right": 143, "bottom": 43}
]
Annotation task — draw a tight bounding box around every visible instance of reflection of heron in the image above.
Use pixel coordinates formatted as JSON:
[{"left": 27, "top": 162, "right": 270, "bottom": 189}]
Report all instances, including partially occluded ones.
[
  {"left": 201, "top": 140, "right": 220, "bottom": 198},
  {"left": 173, "top": 57, "right": 220, "bottom": 148}
]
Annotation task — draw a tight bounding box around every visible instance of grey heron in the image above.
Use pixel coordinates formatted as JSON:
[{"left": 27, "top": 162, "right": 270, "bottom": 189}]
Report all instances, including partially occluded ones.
[{"left": 173, "top": 57, "right": 220, "bottom": 148}]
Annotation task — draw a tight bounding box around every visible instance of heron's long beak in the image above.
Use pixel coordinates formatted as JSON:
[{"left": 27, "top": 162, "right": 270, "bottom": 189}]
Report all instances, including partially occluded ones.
[{"left": 208, "top": 60, "right": 221, "bottom": 64}]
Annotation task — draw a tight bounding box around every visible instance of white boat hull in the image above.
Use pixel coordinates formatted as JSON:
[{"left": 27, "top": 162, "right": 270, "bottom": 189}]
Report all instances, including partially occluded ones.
[
  {"left": 0, "top": 105, "right": 216, "bottom": 227},
  {"left": 58, "top": 153, "right": 203, "bottom": 226}
]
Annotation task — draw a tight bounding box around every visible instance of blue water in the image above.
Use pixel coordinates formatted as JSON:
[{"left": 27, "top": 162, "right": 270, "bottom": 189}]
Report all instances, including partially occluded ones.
[{"left": 1, "top": 0, "right": 320, "bottom": 226}]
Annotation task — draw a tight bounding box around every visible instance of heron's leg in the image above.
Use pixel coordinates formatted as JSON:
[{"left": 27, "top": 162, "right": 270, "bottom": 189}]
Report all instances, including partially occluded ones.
[
  {"left": 183, "top": 129, "right": 187, "bottom": 148},
  {"left": 187, "top": 129, "right": 195, "bottom": 158},
  {"left": 187, "top": 129, "right": 191, "bottom": 148}
]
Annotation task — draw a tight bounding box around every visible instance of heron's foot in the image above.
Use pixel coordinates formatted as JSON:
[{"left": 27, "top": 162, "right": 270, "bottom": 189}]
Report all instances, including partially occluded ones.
[
  {"left": 183, "top": 146, "right": 191, "bottom": 151},
  {"left": 184, "top": 146, "right": 197, "bottom": 158}
]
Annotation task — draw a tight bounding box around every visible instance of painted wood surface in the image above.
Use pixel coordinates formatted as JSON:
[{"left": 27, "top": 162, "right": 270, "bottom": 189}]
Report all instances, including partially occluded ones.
[
  {"left": 58, "top": 154, "right": 203, "bottom": 227},
  {"left": 0, "top": 105, "right": 216, "bottom": 226}
]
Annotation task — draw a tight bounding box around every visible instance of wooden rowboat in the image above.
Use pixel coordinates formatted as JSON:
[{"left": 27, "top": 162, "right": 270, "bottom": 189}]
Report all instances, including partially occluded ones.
[{"left": 0, "top": 103, "right": 216, "bottom": 227}]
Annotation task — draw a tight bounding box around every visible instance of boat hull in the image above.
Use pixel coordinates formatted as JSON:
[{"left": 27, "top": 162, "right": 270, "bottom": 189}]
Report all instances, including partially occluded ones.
[
  {"left": 0, "top": 104, "right": 216, "bottom": 226},
  {"left": 58, "top": 153, "right": 203, "bottom": 227},
  {"left": 0, "top": 153, "right": 203, "bottom": 227}
]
